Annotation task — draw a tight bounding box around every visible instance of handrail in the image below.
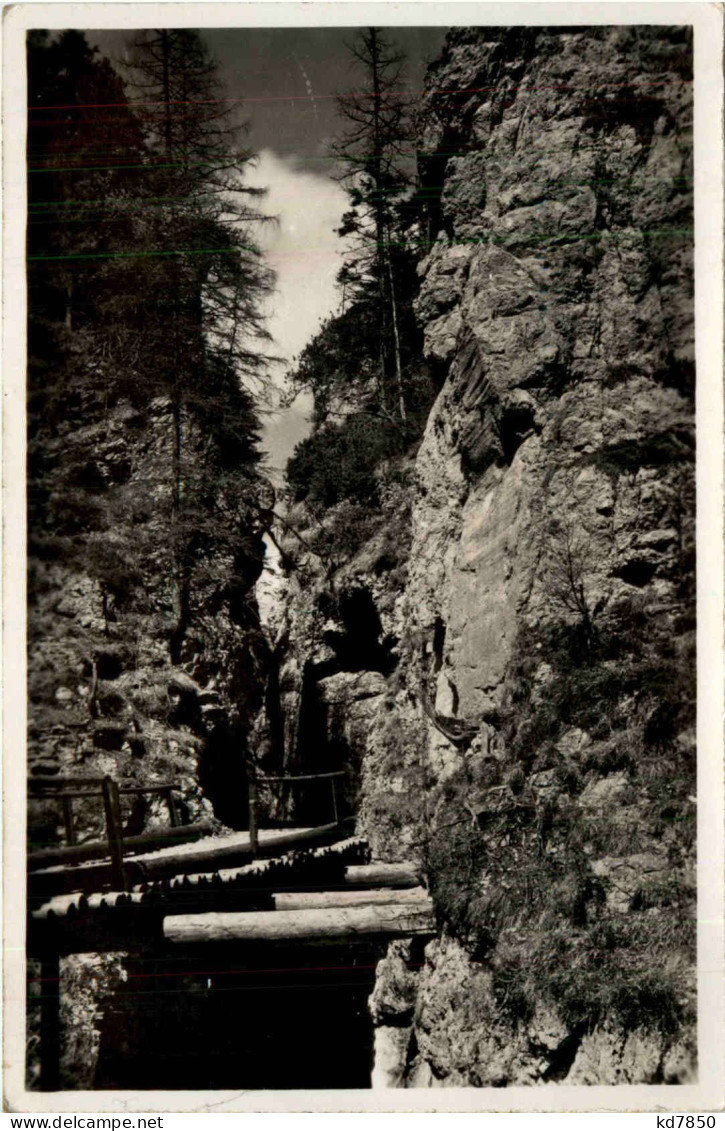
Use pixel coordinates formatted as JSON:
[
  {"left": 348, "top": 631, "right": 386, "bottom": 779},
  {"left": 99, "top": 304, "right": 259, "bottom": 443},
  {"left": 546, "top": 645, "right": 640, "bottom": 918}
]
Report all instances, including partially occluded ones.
[
  {"left": 28, "top": 775, "right": 183, "bottom": 868},
  {"left": 118, "top": 783, "right": 182, "bottom": 796},
  {"left": 257, "top": 770, "right": 346, "bottom": 783},
  {"left": 28, "top": 776, "right": 107, "bottom": 788},
  {"left": 250, "top": 769, "right": 347, "bottom": 852},
  {"left": 28, "top": 821, "right": 214, "bottom": 873},
  {"left": 30, "top": 770, "right": 346, "bottom": 871},
  {"left": 29, "top": 778, "right": 181, "bottom": 794}
]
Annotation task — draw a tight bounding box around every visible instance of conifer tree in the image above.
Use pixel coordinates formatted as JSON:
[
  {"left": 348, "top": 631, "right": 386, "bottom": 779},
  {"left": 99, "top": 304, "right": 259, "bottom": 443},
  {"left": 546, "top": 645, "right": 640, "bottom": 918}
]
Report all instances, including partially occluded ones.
[
  {"left": 284, "top": 29, "right": 433, "bottom": 508},
  {"left": 27, "top": 30, "right": 276, "bottom": 665},
  {"left": 26, "top": 30, "right": 147, "bottom": 552},
  {"left": 114, "top": 29, "right": 276, "bottom": 660},
  {"left": 332, "top": 27, "right": 414, "bottom": 427}
]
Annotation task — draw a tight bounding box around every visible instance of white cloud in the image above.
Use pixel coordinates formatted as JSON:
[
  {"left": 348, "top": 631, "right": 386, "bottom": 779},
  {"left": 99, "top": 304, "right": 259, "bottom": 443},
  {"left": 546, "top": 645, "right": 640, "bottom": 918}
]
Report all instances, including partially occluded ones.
[{"left": 245, "top": 150, "right": 348, "bottom": 478}]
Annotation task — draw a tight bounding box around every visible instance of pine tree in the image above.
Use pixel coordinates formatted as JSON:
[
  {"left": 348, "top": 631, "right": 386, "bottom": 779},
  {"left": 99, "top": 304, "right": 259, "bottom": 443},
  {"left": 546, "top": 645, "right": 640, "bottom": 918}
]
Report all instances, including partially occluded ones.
[
  {"left": 27, "top": 30, "right": 276, "bottom": 665},
  {"left": 114, "top": 29, "right": 276, "bottom": 661},
  {"left": 26, "top": 30, "right": 148, "bottom": 554},
  {"left": 331, "top": 27, "right": 415, "bottom": 428},
  {"left": 284, "top": 29, "right": 433, "bottom": 507}
]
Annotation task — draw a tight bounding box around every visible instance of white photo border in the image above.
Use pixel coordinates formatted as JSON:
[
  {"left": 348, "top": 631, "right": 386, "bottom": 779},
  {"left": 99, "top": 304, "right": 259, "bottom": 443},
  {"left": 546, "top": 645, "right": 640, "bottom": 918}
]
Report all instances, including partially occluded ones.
[{"left": 3, "top": 1, "right": 723, "bottom": 1113}]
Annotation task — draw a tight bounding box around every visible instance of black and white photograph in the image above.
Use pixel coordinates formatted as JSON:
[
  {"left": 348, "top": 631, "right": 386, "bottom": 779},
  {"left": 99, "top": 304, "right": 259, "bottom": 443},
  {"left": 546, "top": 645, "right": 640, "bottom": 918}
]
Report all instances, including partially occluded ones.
[{"left": 3, "top": 0, "right": 724, "bottom": 1111}]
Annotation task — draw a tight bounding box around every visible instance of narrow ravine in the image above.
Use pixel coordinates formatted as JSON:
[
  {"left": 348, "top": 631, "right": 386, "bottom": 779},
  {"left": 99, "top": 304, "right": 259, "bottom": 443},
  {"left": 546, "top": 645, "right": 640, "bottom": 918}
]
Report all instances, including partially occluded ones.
[{"left": 24, "top": 22, "right": 697, "bottom": 1095}]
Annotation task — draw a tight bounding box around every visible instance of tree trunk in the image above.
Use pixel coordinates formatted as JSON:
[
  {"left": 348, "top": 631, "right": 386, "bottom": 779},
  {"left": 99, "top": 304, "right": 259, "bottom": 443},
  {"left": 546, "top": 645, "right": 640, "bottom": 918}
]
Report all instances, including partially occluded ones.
[
  {"left": 159, "top": 34, "right": 191, "bottom": 666},
  {"left": 64, "top": 277, "right": 73, "bottom": 331},
  {"left": 370, "top": 29, "right": 392, "bottom": 415},
  {"left": 169, "top": 397, "right": 189, "bottom": 665},
  {"left": 160, "top": 30, "right": 173, "bottom": 158},
  {"left": 384, "top": 232, "right": 407, "bottom": 426}
]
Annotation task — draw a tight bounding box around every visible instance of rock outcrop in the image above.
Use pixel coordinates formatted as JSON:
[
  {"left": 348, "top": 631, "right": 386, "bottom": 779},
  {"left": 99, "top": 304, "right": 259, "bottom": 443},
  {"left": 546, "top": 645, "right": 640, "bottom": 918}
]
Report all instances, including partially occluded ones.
[{"left": 27, "top": 396, "right": 269, "bottom": 849}]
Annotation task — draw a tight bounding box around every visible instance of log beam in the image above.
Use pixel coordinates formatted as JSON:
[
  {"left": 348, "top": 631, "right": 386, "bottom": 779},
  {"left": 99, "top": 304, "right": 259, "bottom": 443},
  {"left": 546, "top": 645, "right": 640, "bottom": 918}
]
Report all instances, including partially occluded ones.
[
  {"left": 28, "top": 821, "right": 214, "bottom": 871},
  {"left": 345, "top": 863, "right": 421, "bottom": 888},
  {"left": 164, "top": 899, "right": 435, "bottom": 944},
  {"left": 274, "top": 886, "right": 428, "bottom": 912},
  {"left": 39, "top": 948, "right": 60, "bottom": 1091}
]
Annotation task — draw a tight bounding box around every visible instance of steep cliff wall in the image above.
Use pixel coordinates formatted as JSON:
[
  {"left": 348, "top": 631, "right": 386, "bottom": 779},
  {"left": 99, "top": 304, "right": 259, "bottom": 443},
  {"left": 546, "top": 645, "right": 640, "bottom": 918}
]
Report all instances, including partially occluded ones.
[{"left": 267, "top": 26, "right": 695, "bottom": 1086}]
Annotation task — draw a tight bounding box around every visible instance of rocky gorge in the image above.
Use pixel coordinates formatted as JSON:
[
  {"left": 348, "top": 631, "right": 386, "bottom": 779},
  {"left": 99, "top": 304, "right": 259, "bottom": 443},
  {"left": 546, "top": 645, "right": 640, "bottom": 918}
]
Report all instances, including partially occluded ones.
[
  {"left": 26, "top": 24, "right": 696, "bottom": 1091},
  {"left": 260, "top": 26, "right": 696, "bottom": 1086}
]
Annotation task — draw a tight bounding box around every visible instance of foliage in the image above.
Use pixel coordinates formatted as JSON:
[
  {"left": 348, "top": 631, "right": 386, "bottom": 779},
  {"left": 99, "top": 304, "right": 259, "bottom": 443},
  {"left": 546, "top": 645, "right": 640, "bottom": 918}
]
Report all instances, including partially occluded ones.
[
  {"left": 286, "top": 413, "right": 402, "bottom": 507},
  {"left": 283, "top": 28, "right": 435, "bottom": 521},
  {"left": 308, "top": 501, "right": 385, "bottom": 568},
  {"left": 284, "top": 305, "right": 385, "bottom": 428},
  {"left": 331, "top": 27, "right": 415, "bottom": 427}
]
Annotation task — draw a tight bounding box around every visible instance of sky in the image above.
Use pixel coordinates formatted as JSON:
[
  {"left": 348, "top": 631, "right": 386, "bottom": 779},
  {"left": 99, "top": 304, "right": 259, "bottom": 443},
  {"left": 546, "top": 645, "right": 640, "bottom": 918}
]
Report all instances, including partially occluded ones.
[
  {"left": 245, "top": 148, "right": 347, "bottom": 479},
  {"left": 89, "top": 27, "right": 449, "bottom": 478}
]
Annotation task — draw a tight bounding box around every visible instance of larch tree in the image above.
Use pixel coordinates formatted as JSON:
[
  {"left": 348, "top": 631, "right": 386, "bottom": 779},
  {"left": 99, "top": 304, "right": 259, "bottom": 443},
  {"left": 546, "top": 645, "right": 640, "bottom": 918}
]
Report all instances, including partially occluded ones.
[
  {"left": 332, "top": 27, "right": 414, "bottom": 429},
  {"left": 117, "top": 29, "right": 276, "bottom": 662},
  {"left": 26, "top": 30, "right": 148, "bottom": 562},
  {"left": 284, "top": 28, "right": 432, "bottom": 510},
  {"left": 28, "top": 30, "right": 277, "bottom": 666}
]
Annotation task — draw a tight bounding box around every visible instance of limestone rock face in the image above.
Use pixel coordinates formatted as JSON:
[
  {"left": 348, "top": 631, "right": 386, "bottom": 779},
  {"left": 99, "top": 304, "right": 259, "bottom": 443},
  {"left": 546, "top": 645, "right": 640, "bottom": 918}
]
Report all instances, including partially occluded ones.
[
  {"left": 369, "top": 935, "right": 694, "bottom": 1088},
  {"left": 359, "top": 26, "right": 695, "bottom": 1089},
  {"left": 60, "top": 953, "right": 128, "bottom": 1089},
  {"left": 405, "top": 25, "right": 693, "bottom": 721},
  {"left": 369, "top": 939, "right": 419, "bottom": 1026}
]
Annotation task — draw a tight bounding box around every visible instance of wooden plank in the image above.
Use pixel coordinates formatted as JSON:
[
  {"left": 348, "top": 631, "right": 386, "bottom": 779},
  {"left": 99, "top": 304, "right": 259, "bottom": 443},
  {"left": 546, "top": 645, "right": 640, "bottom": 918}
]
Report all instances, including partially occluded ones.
[
  {"left": 102, "top": 776, "right": 127, "bottom": 893},
  {"left": 37, "top": 790, "right": 104, "bottom": 801},
  {"left": 61, "top": 797, "right": 75, "bottom": 847},
  {"left": 164, "top": 899, "right": 435, "bottom": 944},
  {"left": 274, "top": 886, "right": 428, "bottom": 912},
  {"left": 164, "top": 787, "right": 179, "bottom": 828},
  {"left": 163, "top": 835, "right": 366, "bottom": 886},
  {"left": 137, "top": 822, "right": 349, "bottom": 880},
  {"left": 30, "top": 782, "right": 180, "bottom": 798},
  {"left": 118, "top": 783, "right": 181, "bottom": 796},
  {"left": 248, "top": 777, "right": 259, "bottom": 856},
  {"left": 345, "top": 863, "right": 421, "bottom": 888}
]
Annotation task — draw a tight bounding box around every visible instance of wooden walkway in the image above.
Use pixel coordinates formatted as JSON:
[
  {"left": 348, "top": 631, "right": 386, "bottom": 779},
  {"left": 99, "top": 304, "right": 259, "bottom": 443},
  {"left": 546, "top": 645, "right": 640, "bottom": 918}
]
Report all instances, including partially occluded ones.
[
  {"left": 28, "top": 770, "right": 353, "bottom": 898},
  {"left": 29, "top": 821, "right": 354, "bottom": 899},
  {"left": 27, "top": 774, "right": 434, "bottom": 1091}
]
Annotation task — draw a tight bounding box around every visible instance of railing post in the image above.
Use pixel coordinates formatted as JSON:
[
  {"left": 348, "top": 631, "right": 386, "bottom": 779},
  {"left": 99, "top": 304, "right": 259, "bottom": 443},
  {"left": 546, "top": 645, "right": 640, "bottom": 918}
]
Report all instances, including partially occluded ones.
[
  {"left": 61, "top": 795, "right": 75, "bottom": 846},
  {"left": 248, "top": 774, "right": 259, "bottom": 858},
  {"left": 165, "top": 787, "right": 179, "bottom": 828},
  {"left": 39, "top": 943, "right": 60, "bottom": 1092},
  {"left": 101, "top": 775, "right": 127, "bottom": 892}
]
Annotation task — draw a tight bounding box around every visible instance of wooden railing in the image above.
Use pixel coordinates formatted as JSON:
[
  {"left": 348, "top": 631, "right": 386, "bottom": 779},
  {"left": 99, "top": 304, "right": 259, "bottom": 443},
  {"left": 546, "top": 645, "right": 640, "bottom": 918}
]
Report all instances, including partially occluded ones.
[
  {"left": 250, "top": 770, "right": 347, "bottom": 855},
  {"left": 28, "top": 769, "right": 349, "bottom": 885},
  {"left": 28, "top": 775, "right": 183, "bottom": 892}
]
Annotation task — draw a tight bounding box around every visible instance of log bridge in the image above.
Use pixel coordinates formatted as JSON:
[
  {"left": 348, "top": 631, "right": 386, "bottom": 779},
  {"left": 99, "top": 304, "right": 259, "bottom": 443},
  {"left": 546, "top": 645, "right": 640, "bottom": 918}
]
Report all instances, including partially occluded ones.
[
  {"left": 30, "top": 859, "right": 433, "bottom": 1091},
  {"left": 27, "top": 774, "right": 435, "bottom": 1090},
  {"left": 28, "top": 770, "right": 349, "bottom": 896},
  {"left": 28, "top": 775, "right": 192, "bottom": 891}
]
